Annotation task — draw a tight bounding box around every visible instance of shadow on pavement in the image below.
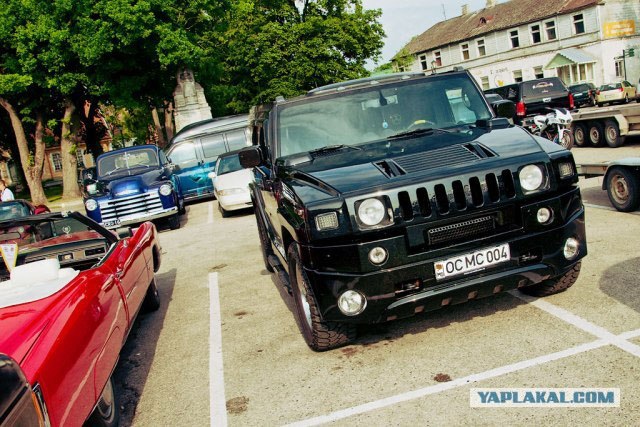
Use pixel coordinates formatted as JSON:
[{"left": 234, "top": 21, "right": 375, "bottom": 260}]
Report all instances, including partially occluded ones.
[{"left": 599, "top": 256, "right": 640, "bottom": 313}]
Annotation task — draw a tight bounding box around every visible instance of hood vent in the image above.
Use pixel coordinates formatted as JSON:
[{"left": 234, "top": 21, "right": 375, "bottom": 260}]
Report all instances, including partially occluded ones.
[
  {"left": 392, "top": 143, "right": 495, "bottom": 174},
  {"left": 375, "top": 159, "right": 407, "bottom": 178}
]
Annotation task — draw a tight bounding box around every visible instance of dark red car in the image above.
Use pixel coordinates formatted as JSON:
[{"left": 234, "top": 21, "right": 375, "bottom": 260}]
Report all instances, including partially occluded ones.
[{"left": 0, "top": 212, "right": 161, "bottom": 426}]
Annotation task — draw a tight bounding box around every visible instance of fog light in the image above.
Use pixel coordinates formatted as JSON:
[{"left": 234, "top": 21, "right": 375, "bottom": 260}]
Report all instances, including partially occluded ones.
[
  {"left": 368, "top": 247, "right": 388, "bottom": 265},
  {"left": 536, "top": 207, "right": 552, "bottom": 224},
  {"left": 338, "top": 290, "right": 367, "bottom": 316},
  {"left": 563, "top": 237, "right": 580, "bottom": 260}
]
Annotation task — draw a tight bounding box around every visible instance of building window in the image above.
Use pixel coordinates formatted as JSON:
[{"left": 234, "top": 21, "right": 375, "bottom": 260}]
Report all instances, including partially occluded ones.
[
  {"left": 531, "top": 24, "right": 541, "bottom": 44},
  {"left": 534, "top": 66, "right": 544, "bottom": 79},
  {"left": 615, "top": 59, "right": 624, "bottom": 78},
  {"left": 51, "top": 152, "right": 63, "bottom": 172},
  {"left": 419, "top": 54, "right": 429, "bottom": 71},
  {"left": 545, "top": 20, "right": 556, "bottom": 40},
  {"left": 434, "top": 51, "right": 442, "bottom": 67},
  {"left": 477, "top": 39, "right": 486, "bottom": 57},
  {"left": 573, "top": 14, "right": 585, "bottom": 34},
  {"left": 480, "top": 76, "right": 490, "bottom": 90},
  {"left": 461, "top": 43, "right": 470, "bottom": 60},
  {"left": 513, "top": 70, "right": 523, "bottom": 83},
  {"left": 510, "top": 30, "right": 520, "bottom": 48}
]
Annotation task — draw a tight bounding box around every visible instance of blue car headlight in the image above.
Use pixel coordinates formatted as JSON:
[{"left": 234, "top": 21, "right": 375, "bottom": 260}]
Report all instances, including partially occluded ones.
[{"left": 159, "top": 184, "right": 173, "bottom": 196}]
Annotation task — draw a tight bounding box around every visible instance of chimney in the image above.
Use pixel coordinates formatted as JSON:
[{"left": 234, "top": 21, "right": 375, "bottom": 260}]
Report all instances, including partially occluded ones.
[
  {"left": 486, "top": 0, "right": 496, "bottom": 7},
  {"left": 462, "top": 4, "right": 469, "bottom": 15}
]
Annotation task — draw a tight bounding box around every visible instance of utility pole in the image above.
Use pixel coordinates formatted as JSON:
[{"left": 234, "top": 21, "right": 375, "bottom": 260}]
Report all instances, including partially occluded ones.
[{"left": 441, "top": 4, "right": 446, "bottom": 20}]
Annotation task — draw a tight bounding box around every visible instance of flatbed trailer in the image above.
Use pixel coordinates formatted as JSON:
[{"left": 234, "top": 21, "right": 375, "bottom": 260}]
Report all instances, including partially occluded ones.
[
  {"left": 571, "top": 103, "right": 640, "bottom": 148},
  {"left": 577, "top": 158, "right": 640, "bottom": 211}
]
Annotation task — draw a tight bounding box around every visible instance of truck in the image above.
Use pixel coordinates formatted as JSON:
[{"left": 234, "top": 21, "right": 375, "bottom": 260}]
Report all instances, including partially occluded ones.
[
  {"left": 240, "top": 69, "right": 587, "bottom": 351},
  {"left": 83, "top": 145, "right": 185, "bottom": 229},
  {"left": 571, "top": 103, "right": 640, "bottom": 148},
  {"left": 577, "top": 158, "right": 640, "bottom": 211}
]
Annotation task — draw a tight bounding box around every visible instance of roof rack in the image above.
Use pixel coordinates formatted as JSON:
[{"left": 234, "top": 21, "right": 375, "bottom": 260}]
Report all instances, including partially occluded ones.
[{"left": 307, "top": 72, "right": 425, "bottom": 96}]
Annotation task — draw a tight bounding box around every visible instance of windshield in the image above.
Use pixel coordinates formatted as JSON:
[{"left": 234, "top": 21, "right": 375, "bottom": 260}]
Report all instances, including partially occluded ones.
[
  {"left": 216, "top": 154, "right": 243, "bottom": 175},
  {"left": 97, "top": 148, "right": 159, "bottom": 177},
  {"left": 276, "top": 75, "right": 491, "bottom": 157},
  {"left": 0, "top": 202, "right": 30, "bottom": 220}
]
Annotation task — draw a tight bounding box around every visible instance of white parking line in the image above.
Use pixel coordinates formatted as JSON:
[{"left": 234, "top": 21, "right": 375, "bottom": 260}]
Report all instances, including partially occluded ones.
[
  {"left": 511, "top": 291, "right": 640, "bottom": 357},
  {"left": 286, "top": 339, "right": 609, "bottom": 427},
  {"left": 209, "top": 272, "right": 228, "bottom": 427}
]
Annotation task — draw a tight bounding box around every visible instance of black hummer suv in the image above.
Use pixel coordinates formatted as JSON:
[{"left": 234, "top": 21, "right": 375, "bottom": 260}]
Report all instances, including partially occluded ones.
[{"left": 240, "top": 70, "right": 586, "bottom": 351}]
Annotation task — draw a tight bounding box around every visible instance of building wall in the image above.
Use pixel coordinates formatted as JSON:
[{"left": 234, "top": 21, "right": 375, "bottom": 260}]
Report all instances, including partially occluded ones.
[{"left": 407, "top": 2, "right": 640, "bottom": 90}]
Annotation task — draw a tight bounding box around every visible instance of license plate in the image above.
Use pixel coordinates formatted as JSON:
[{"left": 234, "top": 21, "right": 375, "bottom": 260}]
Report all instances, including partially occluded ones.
[
  {"left": 434, "top": 243, "right": 510, "bottom": 281},
  {"left": 103, "top": 219, "right": 121, "bottom": 227}
]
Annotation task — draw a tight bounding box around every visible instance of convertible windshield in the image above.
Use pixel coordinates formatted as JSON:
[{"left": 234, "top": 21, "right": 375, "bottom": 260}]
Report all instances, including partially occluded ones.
[
  {"left": 277, "top": 75, "right": 492, "bottom": 157},
  {"left": 97, "top": 148, "right": 159, "bottom": 176}
]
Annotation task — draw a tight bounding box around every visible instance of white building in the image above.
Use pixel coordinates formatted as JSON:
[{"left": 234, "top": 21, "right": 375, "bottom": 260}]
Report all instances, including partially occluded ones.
[{"left": 395, "top": 0, "right": 640, "bottom": 90}]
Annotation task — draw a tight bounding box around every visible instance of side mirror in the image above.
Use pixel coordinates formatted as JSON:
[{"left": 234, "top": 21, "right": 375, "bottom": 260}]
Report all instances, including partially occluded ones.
[
  {"left": 239, "top": 146, "right": 262, "bottom": 169},
  {"left": 170, "top": 163, "right": 181, "bottom": 173},
  {"left": 115, "top": 227, "right": 133, "bottom": 239},
  {"left": 492, "top": 100, "right": 516, "bottom": 119}
]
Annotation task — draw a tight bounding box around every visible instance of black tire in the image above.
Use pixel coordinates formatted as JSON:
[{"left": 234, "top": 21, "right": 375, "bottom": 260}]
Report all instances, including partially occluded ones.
[
  {"left": 141, "top": 277, "right": 161, "bottom": 313},
  {"left": 218, "top": 202, "right": 229, "bottom": 218},
  {"left": 255, "top": 209, "right": 274, "bottom": 273},
  {"left": 573, "top": 123, "right": 587, "bottom": 147},
  {"left": 559, "top": 130, "right": 574, "bottom": 150},
  {"left": 86, "top": 377, "right": 119, "bottom": 427},
  {"left": 520, "top": 262, "right": 581, "bottom": 297},
  {"left": 288, "top": 244, "right": 356, "bottom": 351},
  {"left": 623, "top": 94, "right": 629, "bottom": 104},
  {"left": 168, "top": 213, "right": 180, "bottom": 230},
  {"left": 603, "top": 119, "right": 624, "bottom": 148},
  {"left": 606, "top": 167, "right": 640, "bottom": 212},
  {"left": 588, "top": 121, "right": 604, "bottom": 147}
]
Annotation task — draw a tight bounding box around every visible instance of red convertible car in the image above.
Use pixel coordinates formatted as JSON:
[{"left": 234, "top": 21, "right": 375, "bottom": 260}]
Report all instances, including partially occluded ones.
[{"left": 0, "top": 211, "right": 161, "bottom": 427}]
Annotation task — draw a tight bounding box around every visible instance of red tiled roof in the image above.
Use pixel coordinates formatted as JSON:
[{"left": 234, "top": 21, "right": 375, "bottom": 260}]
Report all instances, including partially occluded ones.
[{"left": 400, "top": 0, "right": 601, "bottom": 57}]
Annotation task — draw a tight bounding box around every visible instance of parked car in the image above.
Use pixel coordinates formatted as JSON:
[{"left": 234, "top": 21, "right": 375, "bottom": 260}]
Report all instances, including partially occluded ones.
[
  {"left": 210, "top": 150, "right": 253, "bottom": 217},
  {"left": 595, "top": 81, "right": 637, "bottom": 106},
  {"left": 0, "top": 200, "right": 49, "bottom": 220},
  {"left": 83, "top": 145, "right": 184, "bottom": 230},
  {"left": 484, "top": 77, "right": 574, "bottom": 128},
  {"left": 569, "top": 82, "right": 596, "bottom": 107},
  {"left": 0, "top": 211, "right": 161, "bottom": 426},
  {"left": 241, "top": 70, "right": 586, "bottom": 351},
  {"left": 165, "top": 114, "right": 251, "bottom": 201}
]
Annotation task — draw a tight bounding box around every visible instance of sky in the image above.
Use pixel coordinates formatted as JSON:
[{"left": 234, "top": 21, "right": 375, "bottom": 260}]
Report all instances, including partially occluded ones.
[{"left": 362, "top": 0, "right": 493, "bottom": 66}]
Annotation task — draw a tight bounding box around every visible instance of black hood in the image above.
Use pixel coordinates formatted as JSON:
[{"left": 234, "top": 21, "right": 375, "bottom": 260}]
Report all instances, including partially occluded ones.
[{"left": 284, "top": 126, "right": 548, "bottom": 200}]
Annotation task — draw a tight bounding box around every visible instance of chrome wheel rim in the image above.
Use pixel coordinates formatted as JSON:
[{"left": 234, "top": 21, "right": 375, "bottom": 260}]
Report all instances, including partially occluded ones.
[
  {"left": 296, "top": 264, "right": 312, "bottom": 329},
  {"left": 96, "top": 380, "right": 115, "bottom": 421}
]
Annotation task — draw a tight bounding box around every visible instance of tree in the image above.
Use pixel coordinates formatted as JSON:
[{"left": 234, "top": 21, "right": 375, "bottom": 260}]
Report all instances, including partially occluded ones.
[{"left": 220, "top": 0, "right": 385, "bottom": 111}]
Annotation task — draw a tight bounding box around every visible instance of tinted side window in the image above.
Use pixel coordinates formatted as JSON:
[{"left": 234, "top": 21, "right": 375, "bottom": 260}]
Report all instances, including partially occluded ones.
[
  {"left": 225, "top": 128, "right": 249, "bottom": 151},
  {"left": 168, "top": 142, "right": 199, "bottom": 167},
  {"left": 201, "top": 134, "right": 226, "bottom": 160}
]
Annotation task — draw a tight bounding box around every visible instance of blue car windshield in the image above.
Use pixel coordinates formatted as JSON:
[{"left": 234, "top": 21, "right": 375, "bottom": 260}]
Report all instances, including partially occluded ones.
[
  {"left": 97, "top": 148, "right": 160, "bottom": 177},
  {"left": 277, "top": 75, "right": 492, "bottom": 157}
]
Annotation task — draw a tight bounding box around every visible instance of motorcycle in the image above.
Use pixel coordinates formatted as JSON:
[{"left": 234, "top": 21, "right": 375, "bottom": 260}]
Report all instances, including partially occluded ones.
[{"left": 530, "top": 107, "right": 574, "bottom": 150}]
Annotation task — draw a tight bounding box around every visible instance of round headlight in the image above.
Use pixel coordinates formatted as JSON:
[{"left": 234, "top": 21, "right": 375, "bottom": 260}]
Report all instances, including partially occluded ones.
[
  {"left": 563, "top": 237, "right": 580, "bottom": 260},
  {"left": 85, "top": 199, "right": 98, "bottom": 211},
  {"left": 368, "top": 247, "right": 388, "bottom": 265},
  {"left": 357, "top": 198, "right": 386, "bottom": 226},
  {"left": 536, "top": 207, "right": 552, "bottom": 224},
  {"left": 519, "top": 165, "right": 544, "bottom": 192},
  {"left": 337, "top": 290, "right": 367, "bottom": 316},
  {"left": 159, "top": 183, "right": 173, "bottom": 196}
]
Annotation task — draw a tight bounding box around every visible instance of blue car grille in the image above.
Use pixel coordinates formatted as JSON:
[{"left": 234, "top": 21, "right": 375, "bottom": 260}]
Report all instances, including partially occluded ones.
[{"left": 99, "top": 191, "right": 165, "bottom": 222}]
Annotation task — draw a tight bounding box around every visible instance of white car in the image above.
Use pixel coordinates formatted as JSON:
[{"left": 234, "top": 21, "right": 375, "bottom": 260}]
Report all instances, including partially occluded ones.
[
  {"left": 210, "top": 150, "right": 253, "bottom": 217},
  {"left": 595, "top": 80, "right": 637, "bottom": 106}
]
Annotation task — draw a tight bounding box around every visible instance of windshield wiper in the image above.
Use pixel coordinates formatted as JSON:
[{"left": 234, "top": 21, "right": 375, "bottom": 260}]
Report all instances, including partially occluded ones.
[
  {"left": 387, "top": 127, "right": 457, "bottom": 140},
  {"left": 308, "top": 144, "right": 362, "bottom": 156}
]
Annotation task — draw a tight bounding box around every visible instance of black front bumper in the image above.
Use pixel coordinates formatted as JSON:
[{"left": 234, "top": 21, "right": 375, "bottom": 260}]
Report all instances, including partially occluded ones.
[{"left": 301, "top": 189, "right": 586, "bottom": 324}]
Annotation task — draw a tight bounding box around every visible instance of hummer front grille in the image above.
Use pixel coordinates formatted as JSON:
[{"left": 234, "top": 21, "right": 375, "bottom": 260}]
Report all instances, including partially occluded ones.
[{"left": 99, "top": 191, "right": 165, "bottom": 222}]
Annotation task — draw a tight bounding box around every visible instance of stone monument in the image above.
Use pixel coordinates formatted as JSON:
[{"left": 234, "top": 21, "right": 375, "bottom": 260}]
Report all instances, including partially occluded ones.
[{"left": 172, "top": 68, "right": 213, "bottom": 132}]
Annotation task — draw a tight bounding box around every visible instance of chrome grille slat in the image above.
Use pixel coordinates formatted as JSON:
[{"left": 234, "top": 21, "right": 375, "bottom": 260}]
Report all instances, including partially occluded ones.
[{"left": 99, "top": 191, "right": 163, "bottom": 221}]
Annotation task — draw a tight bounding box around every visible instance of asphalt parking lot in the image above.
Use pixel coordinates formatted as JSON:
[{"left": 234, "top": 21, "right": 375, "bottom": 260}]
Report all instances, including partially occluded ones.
[{"left": 115, "top": 138, "right": 640, "bottom": 426}]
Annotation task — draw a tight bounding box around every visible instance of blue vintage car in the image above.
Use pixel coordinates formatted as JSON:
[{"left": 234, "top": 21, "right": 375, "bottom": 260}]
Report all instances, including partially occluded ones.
[{"left": 83, "top": 145, "right": 185, "bottom": 229}]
